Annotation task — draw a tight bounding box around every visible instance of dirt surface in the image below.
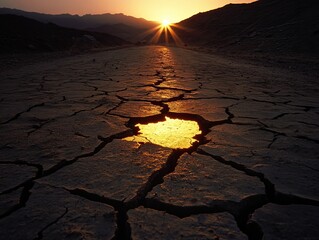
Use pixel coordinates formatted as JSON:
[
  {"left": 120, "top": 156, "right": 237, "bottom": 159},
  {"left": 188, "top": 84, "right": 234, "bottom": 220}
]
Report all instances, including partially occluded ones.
[{"left": 0, "top": 46, "right": 318, "bottom": 239}]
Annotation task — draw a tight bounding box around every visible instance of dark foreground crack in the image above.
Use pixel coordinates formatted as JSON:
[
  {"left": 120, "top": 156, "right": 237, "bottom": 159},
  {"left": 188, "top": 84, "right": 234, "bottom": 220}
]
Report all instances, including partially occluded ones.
[
  {"left": 142, "top": 198, "right": 237, "bottom": 218},
  {"left": 66, "top": 188, "right": 122, "bottom": 209},
  {"left": 0, "top": 180, "right": 34, "bottom": 219},
  {"left": 62, "top": 186, "right": 319, "bottom": 240},
  {"left": 0, "top": 160, "right": 43, "bottom": 179},
  {"left": 146, "top": 191, "right": 319, "bottom": 240},
  {"left": 112, "top": 210, "right": 132, "bottom": 240},
  {"left": 125, "top": 150, "right": 185, "bottom": 209},
  {"left": 295, "top": 135, "right": 319, "bottom": 144},
  {"left": 44, "top": 129, "right": 133, "bottom": 176},
  {"left": 34, "top": 207, "right": 68, "bottom": 240},
  {"left": 1, "top": 103, "right": 45, "bottom": 125},
  {"left": 196, "top": 148, "right": 275, "bottom": 198},
  {"left": 64, "top": 187, "right": 131, "bottom": 240},
  {"left": 27, "top": 119, "right": 55, "bottom": 136},
  {"left": 254, "top": 126, "right": 319, "bottom": 147},
  {"left": 0, "top": 129, "right": 134, "bottom": 220},
  {"left": 194, "top": 148, "right": 319, "bottom": 239}
]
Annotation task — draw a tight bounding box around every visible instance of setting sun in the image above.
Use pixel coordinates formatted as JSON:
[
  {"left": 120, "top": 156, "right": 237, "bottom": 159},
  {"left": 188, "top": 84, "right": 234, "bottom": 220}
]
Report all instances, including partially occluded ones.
[{"left": 162, "top": 19, "right": 170, "bottom": 27}]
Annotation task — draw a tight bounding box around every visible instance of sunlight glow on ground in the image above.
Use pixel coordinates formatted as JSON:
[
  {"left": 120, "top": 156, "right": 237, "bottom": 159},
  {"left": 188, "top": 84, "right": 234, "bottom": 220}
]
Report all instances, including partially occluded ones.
[{"left": 124, "top": 117, "right": 202, "bottom": 149}]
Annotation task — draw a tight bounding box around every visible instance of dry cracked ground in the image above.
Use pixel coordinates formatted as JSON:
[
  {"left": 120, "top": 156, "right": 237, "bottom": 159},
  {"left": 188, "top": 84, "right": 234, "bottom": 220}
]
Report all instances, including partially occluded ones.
[{"left": 0, "top": 46, "right": 318, "bottom": 240}]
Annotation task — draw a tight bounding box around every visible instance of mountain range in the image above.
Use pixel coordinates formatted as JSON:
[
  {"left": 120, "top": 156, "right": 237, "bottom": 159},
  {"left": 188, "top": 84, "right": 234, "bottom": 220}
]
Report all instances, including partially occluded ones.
[
  {"left": 0, "top": 8, "right": 157, "bottom": 29},
  {"left": 0, "top": 8, "right": 158, "bottom": 42},
  {"left": 0, "top": 14, "right": 127, "bottom": 53},
  {"left": 175, "top": 0, "right": 319, "bottom": 54},
  {"left": 1, "top": 0, "right": 318, "bottom": 55}
]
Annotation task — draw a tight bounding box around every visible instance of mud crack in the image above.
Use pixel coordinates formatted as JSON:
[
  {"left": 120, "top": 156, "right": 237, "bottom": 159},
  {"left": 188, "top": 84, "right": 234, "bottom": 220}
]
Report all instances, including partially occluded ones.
[
  {"left": 196, "top": 149, "right": 275, "bottom": 197},
  {"left": 1, "top": 103, "right": 45, "bottom": 125},
  {"left": 34, "top": 207, "right": 69, "bottom": 240}
]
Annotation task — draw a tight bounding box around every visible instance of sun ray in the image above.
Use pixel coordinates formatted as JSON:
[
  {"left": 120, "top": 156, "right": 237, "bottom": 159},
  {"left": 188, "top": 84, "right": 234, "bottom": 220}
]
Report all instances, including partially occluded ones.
[
  {"left": 169, "top": 23, "right": 191, "bottom": 31},
  {"left": 164, "top": 26, "right": 169, "bottom": 43},
  {"left": 136, "top": 18, "right": 185, "bottom": 45},
  {"left": 167, "top": 25, "right": 184, "bottom": 46},
  {"left": 150, "top": 26, "right": 164, "bottom": 44}
]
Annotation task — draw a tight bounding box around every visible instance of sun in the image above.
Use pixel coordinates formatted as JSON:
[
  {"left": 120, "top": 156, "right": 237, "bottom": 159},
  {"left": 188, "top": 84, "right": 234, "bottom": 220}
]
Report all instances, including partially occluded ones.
[{"left": 162, "top": 19, "right": 170, "bottom": 27}]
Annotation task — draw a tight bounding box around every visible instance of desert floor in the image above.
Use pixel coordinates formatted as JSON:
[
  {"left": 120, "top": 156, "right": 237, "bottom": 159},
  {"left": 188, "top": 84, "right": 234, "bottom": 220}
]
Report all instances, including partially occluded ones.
[{"left": 0, "top": 46, "right": 318, "bottom": 240}]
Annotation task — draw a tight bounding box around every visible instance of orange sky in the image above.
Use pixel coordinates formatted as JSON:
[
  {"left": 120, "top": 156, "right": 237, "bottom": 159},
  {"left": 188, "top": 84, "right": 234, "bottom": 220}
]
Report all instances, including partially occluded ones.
[{"left": 0, "top": 0, "right": 255, "bottom": 22}]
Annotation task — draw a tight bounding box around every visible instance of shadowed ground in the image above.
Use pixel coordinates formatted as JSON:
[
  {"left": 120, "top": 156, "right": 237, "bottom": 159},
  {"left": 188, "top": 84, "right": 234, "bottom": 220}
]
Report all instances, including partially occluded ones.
[{"left": 0, "top": 46, "right": 318, "bottom": 240}]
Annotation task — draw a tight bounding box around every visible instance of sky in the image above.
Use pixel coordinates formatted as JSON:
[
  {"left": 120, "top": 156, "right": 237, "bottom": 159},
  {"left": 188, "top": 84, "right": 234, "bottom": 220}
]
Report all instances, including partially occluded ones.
[{"left": 0, "top": 0, "right": 255, "bottom": 22}]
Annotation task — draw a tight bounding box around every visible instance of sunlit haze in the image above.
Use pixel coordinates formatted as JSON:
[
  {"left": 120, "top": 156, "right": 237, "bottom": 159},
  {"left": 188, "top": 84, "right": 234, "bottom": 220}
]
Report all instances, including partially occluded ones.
[{"left": 0, "top": 0, "right": 255, "bottom": 22}]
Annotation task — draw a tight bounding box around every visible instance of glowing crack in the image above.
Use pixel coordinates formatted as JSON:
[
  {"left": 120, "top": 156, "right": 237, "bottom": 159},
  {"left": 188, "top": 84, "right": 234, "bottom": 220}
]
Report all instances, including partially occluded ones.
[{"left": 124, "top": 117, "right": 202, "bottom": 149}]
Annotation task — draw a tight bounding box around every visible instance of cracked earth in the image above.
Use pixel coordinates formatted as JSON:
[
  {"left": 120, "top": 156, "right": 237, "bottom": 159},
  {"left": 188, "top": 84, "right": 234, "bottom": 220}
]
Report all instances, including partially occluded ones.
[{"left": 0, "top": 46, "right": 318, "bottom": 240}]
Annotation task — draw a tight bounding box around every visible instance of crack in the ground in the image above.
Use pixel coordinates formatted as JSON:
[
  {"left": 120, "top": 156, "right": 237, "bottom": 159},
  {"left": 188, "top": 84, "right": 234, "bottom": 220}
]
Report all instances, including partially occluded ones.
[
  {"left": 209, "top": 142, "right": 253, "bottom": 149},
  {"left": 66, "top": 188, "right": 123, "bottom": 209},
  {"left": 262, "top": 89, "right": 281, "bottom": 97},
  {"left": 74, "top": 132, "right": 90, "bottom": 138},
  {"left": 254, "top": 126, "right": 319, "bottom": 147},
  {"left": 215, "top": 89, "right": 226, "bottom": 95},
  {"left": 125, "top": 150, "right": 185, "bottom": 210},
  {"left": 0, "top": 180, "right": 34, "bottom": 219},
  {"left": 154, "top": 77, "right": 165, "bottom": 86},
  {"left": 112, "top": 210, "right": 132, "bottom": 240},
  {"left": 297, "top": 121, "right": 319, "bottom": 128},
  {"left": 0, "top": 129, "right": 134, "bottom": 220},
  {"left": 84, "top": 82, "right": 99, "bottom": 91},
  {"left": 45, "top": 130, "right": 133, "bottom": 177},
  {"left": 142, "top": 197, "right": 237, "bottom": 217},
  {"left": 295, "top": 135, "right": 319, "bottom": 144},
  {"left": 33, "top": 207, "right": 68, "bottom": 240},
  {"left": 251, "top": 127, "right": 286, "bottom": 148},
  {"left": 1, "top": 103, "right": 45, "bottom": 125},
  {"left": 27, "top": 119, "right": 55, "bottom": 136},
  {"left": 85, "top": 88, "right": 128, "bottom": 100},
  {"left": 70, "top": 103, "right": 104, "bottom": 117},
  {"left": 139, "top": 84, "right": 197, "bottom": 93},
  {"left": 62, "top": 187, "right": 130, "bottom": 240},
  {"left": 60, "top": 185, "right": 319, "bottom": 240},
  {"left": 0, "top": 160, "right": 43, "bottom": 181},
  {"left": 196, "top": 148, "right": 275, "bottom": 198},
  {"left": 183, "top": 96, "right": 241, "bottom": 101},
  {"left": 271, "top": 112, "right": 302, "bottom": 120},
  {"left": 84, "top": 92, "right": 108, "bottom": 99},
  {"left": 286, "top": 103, "right": 317, "bottom": 112},
  {"left": 26, "top": 100, "right": 116, "bottom": 137},
  {"left": 105, "top": 98, "right": 126, "bottom": 116},
  {"left": 112, "top": 94, "right": 186, "bottom": 116},
  {"left": 249, "top": 98, "right": 291, "bottom": 106},
  {"left": 116, "top": 93, "right": 185, "bottom": 104},
  {"left": 25, "top": 101, "right": 114, "bottom": 137},
  {"left": 106, "top": 112, "right": 130, "bottom": 119}
]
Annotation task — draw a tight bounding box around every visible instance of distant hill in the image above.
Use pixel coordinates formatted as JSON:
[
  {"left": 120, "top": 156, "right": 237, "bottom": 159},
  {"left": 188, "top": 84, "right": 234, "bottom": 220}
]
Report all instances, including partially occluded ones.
[
  {"left": 0, "top": 8, "right": 158, "bottom": 42},
  {"left": 0, "top": 14, "right": 128, "bottom": 53},
  {"left": 176, "top": 0, "right": 319, "bottom": 55},
  {"left": 87, "top": 23, "right": 150, "bottom": 42}
]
